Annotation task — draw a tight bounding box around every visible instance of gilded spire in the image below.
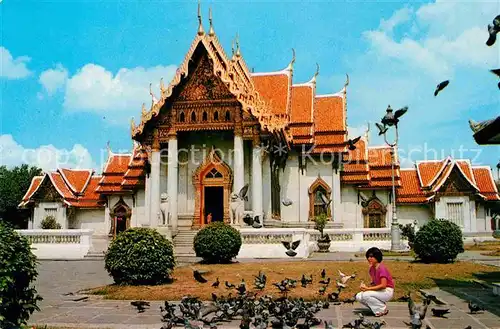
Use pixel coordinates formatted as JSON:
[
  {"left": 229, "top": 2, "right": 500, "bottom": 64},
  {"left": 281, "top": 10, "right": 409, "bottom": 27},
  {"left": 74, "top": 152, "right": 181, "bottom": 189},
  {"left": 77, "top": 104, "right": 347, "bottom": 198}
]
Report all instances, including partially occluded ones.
[
  {"left": 208, "top": 7, "right": 215, "bottom": 36},
  {"left": 231, "top": 37, "right": 235, "bottom": 57},
  {"left": 344, "top": 73, "right": 350, "bottom": 88},
  {"left": 141, "top": 103, "right": 147, "bottom": 117},
  {"left": 197, "top": 0, "right": 204, "bottom": 36},
  {"left": 235, "top": 33, "right": 241, "bottom": 57}
]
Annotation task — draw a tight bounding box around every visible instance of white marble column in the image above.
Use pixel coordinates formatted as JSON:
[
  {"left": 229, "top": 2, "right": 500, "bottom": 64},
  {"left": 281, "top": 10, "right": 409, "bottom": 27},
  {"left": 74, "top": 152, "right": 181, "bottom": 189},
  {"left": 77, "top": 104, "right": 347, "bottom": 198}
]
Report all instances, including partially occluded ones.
[
  {"left": 233, "top": 133, "right": 245, "bottom": 194},
  {"left": 150, "top": 148, "right": 161, "bottom": 228},
  {"left": 144, "top": 173, "right": 151, "bottom": 226},
  {"left": 167, "top": 136, "right": 178, "bottom": 234},
  {"left": 331, "top": 165, "right": 342, "bottom": 223},
  {"left": 252, "top": 144, "right": 263, "bottom": 219}
]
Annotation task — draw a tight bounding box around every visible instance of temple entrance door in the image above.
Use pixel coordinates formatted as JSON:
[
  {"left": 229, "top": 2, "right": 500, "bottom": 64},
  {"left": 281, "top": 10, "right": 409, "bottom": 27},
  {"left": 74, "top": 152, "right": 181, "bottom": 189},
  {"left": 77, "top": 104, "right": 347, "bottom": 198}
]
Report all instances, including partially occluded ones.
[
  {"left": 109, "top": 199, "right": 131, "bottom": 238},
  {"left": 204, "top": 186, "right": 224, "bottom": 224}
]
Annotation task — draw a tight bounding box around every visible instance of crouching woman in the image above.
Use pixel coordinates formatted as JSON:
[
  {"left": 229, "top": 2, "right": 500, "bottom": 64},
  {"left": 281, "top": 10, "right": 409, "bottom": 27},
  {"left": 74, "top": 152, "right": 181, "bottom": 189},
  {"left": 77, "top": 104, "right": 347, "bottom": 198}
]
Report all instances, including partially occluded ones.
[{"left": 356, "top": 247, "right": 394, "bottom": 316}]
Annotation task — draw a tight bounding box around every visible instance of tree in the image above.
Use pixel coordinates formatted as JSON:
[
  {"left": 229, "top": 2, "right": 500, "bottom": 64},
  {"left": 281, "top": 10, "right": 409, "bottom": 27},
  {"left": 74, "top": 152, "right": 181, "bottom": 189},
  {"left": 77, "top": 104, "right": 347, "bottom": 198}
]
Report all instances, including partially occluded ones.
[{"left": 0, "top": 165, "right": 43, "bottom": 228}]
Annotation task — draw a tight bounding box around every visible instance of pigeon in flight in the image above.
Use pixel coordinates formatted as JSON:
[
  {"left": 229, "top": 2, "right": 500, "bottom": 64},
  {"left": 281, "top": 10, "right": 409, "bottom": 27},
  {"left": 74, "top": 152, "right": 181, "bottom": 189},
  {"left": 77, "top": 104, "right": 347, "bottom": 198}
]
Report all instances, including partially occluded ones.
[
  {"left": 347, "top": 136, "right": 362, "bottom": 151},
  {"left": 431, "top": 308, "right": 450, "bottom": 318},
  {"left": 434, "top": 80, "right": 450, "bottom": 96},
  {"left": 375, "top": 122, "right": 388, "bottom": 136},
  {"left": 282, "top": 240, "right": 301, "bottom": 257},
  {"left": 282, "top": 198, "right": 293, "bottom": 207},
  {"left": 468, "top": 300, "right": 485, "bottom": 314},
  {"left": 486, "top": 15, "right": 500, "bottom": 46},
  {"left": 131, "top": 300, "right": 150, "bottom": 313}
]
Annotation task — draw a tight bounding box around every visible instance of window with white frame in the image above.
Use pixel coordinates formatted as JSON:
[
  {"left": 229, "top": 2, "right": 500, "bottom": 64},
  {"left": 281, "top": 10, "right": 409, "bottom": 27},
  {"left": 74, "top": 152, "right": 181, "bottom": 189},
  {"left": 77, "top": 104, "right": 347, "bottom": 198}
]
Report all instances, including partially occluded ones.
[
  {"left": 44, "top": 207, "right": 57, "bottom": 218},
  {"left": 446, "top": 202, "right": 464, "bottom": 227}
]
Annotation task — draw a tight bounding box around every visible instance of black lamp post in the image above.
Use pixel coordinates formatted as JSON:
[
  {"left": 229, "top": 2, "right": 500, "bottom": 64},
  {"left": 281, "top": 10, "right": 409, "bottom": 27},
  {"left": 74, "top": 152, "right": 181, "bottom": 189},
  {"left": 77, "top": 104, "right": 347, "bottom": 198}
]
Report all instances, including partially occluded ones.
[{"left": 377, "top": 105, "right": 407, "bottom": 252}]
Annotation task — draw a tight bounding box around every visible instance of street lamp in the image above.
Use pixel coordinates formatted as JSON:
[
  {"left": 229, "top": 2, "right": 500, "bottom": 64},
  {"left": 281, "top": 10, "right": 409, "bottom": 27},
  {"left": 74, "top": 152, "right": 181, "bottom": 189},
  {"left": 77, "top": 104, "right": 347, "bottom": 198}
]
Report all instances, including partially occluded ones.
[{"left": 376, "top": 105, "right": 408, "bottom": 252}]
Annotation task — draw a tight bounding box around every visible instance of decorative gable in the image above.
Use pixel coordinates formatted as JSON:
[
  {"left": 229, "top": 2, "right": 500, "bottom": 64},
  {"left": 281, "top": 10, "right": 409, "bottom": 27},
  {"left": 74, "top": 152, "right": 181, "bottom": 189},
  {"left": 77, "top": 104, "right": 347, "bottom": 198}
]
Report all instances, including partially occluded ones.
[{"left": 176, "top": 50, "right": 235, "bottom": 102}]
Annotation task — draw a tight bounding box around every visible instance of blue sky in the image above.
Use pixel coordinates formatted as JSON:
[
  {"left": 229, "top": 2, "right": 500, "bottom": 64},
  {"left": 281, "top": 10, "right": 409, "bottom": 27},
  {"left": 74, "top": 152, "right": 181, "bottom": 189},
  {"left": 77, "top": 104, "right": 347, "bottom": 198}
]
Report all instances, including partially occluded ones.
[{"left": 1, "top": 0, "right": 499, "bottom": 176}]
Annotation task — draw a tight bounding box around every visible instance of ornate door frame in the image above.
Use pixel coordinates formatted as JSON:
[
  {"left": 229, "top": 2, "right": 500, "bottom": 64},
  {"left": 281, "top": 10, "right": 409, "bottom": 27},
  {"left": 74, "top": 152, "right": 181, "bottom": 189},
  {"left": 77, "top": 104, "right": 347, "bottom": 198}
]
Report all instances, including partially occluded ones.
[
  {"left": 109, "top": 197, "right": 132, "bottom": 237},
  {"left": 192, "top": 148, "right": 233, "bottom": 228}
]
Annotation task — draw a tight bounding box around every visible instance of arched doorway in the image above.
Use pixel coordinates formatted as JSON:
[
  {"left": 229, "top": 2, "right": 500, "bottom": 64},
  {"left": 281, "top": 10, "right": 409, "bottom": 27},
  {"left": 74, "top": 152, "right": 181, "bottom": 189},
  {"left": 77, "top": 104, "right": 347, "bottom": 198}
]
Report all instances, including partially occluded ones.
[
  {"left": 308, "top": 176, "right": 332, "bottom": 220},
  {"left": 109, "top": 198, "right": 131, "bottom": 237},
  {"left": 192, "top": 148, "right": 232, "bottom": 228},
  {"left": 362, "top": 197, "right": 387, "bottom": 228}
]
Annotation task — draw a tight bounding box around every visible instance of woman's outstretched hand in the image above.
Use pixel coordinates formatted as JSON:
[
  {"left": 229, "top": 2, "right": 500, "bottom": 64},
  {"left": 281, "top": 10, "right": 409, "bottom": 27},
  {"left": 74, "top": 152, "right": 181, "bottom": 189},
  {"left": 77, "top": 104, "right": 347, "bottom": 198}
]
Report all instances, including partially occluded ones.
[{"left": 360, "top": 282, "right": 368, "bottom": 291}]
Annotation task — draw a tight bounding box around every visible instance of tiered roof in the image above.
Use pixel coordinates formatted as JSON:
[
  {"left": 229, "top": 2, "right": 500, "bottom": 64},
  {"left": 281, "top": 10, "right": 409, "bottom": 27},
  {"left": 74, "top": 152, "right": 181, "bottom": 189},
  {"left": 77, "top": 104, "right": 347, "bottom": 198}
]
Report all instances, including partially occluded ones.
[
  {"left": 96, "top": 144, "right": 147, "bottom": 194},
  {"left": 340, "top": 138, "right": 401, "bottom": 188},
  {"left": 19, "top": 169, "right": 102, "bottom": 208},
  {"left": 397, "top": 157, "right": 500, "bottom": 203}
]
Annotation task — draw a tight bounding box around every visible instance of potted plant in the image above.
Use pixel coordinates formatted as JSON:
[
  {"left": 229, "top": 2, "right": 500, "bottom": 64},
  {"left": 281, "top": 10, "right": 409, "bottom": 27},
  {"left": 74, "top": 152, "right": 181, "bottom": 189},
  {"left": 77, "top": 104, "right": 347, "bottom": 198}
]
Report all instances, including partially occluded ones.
[{"left": 314, "top": 213, "right": 331, "bottom": 252}]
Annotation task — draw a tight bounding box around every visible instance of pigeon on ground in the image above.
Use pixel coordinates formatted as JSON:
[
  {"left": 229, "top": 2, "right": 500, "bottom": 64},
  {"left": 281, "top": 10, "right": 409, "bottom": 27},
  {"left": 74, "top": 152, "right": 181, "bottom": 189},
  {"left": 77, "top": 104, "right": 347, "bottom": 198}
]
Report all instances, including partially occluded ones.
[
  {"left": 282, "top": 240, "right": 301, "bottom": 257},
  {"left": 407, "top": 293, "right": 431, "bottom": 328},
  {"left": 131, "top": 300, "right": 150, "bottom": 313},
  {"left": 434, "top": 80, "right": 450, "bottom": 96},
  {"left": 321, "top": 268, "right": 326, "bottom": 279},
  {"left": 193, "top": 269, "right": 209, "bottom": 283},
  {"left": 343, "top": 297, "right": 356, "bottom": 304},
  {"left": 225, "top": 281, "right": 236, "bottom": 289},
  {"left": 252, "top": 216, "right": 262, "bottom": 228},
  {"left": 212, "top": 277, "right": 220, "bottom": 288},
  {"left": 486, "top": 15, "right": 500, "bottom": 46},
  {"left": 338, "top": 270, "right": 356, "bottom": 285},
  {"left": 468, "top": 300, "right": 485, "bottom": 314},
  {"left": 431, "top": 308, "right": 450, "bottom": 317}
]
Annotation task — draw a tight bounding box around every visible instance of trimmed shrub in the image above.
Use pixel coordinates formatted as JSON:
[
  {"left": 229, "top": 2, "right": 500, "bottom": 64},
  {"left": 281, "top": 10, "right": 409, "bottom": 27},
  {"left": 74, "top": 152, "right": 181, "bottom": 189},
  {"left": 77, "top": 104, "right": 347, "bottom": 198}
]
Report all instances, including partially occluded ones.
[
  {"left": 40, "top": 215, "right": 61, "bottom": 229},
  {"left": 104, "top": 228, "right": 175, "bottom": 285},
  {"left": 193, "top": 222, "right": 242, "bottom": 264},
  {"left": 0, "top": 222, "right": 43, "bottom": 328},
  {"left": 314, "top": 213, "right": 330, "bottom": 242},
  {"left": 399, "top": 223, "right": 416, "bottom": 248},
  {"left": 413, "top": 218, "right": 464, "bottom": 263}
]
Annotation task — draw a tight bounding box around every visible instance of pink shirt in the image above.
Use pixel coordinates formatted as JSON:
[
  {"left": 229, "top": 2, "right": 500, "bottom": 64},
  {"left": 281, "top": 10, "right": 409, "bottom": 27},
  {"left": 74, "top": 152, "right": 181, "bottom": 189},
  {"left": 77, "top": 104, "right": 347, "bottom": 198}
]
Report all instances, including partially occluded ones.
[{"left": 369, "top": 263, "right": 394, "bottom": 289}]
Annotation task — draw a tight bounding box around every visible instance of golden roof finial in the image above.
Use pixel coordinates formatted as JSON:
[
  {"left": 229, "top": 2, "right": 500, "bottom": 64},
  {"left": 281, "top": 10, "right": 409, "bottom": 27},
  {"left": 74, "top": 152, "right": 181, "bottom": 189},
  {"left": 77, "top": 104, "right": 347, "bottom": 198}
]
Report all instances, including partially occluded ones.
[
  {"left": 287, "top": 48, "right": 296, "bottom": 72},
  {"left": 141, "top": 103, "right": 147, "bottom": 117},
  {"left": 160, "top": 77, "right": 166, "bottom": 94},
  {"left": 130, "top": 117, "right": 136, "bottom": 137},
  {"left": 106, "top": 140, "right": 112, "bottom": 157},
  {"left": 311, "top": 63, "right": 319, "bottom": 84},
  {"left": 149, "top": 83, "right": 158, "bottom": 105},
  {"left": 235, "top": 33, "right": 241, "bottom": 57},
  {"left": 208, "top": 7, "right": 215, "bottom": 36},
  {"left": 344, "top": 73, "right": 350, "bottom": 88},
  {"left": 231, "top": 37, "right": 235, "bottom": 57},
  {"left": 197, "top": 0, "right": 204, "bottom": 36}
]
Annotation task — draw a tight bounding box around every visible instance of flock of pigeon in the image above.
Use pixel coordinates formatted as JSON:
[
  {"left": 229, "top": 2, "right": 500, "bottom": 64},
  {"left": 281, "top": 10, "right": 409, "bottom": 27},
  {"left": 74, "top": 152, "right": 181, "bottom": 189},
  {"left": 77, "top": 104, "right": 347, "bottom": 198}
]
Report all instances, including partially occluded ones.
[
  {"left": 433, "top": 15, "right": 500, "bottom": 96},
  {"left": 129, "top": 268, "right": 487, "bottom": 329}
]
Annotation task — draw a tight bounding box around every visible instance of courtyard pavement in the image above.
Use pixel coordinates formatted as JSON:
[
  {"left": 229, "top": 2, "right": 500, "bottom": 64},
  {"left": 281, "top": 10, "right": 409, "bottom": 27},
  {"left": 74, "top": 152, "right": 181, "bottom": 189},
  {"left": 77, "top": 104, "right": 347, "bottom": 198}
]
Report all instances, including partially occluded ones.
[{"left": 29, "top": 255, "right": 500, "bottom": 329}]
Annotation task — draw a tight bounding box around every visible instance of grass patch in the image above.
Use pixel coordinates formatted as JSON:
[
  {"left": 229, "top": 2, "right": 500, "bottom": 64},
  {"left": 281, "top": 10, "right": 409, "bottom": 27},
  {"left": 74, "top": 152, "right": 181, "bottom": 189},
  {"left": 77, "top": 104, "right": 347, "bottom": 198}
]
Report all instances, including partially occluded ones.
[
  {"left": 85, "top": 260, "right": 498, "bottom": 301},
  {"left": 464, "top": 240, "right": 500, "bottom": 251}
]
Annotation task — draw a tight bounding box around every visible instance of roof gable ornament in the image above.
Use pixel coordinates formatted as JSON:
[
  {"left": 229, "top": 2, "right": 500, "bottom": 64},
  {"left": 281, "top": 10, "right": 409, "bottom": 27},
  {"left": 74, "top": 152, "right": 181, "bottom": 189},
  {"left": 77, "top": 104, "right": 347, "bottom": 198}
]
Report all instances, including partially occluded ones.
[
  {"left": 130, "top": 117, "right": 136, "bottom": 136},
  {"left": 235, "top": 33, "right": 241, "bottom": 57},
  {"left": 106, "top": 140, "right": 112, "bottom": 158},
  {"left": 311, "top": 63, "right": 320, "bottom": 85},
  {"left": 197, "top": 0, "right": 204, "bottom": 36},
  {"left": 149, "top": 83, "right": 159, "bottom": 105},
  {"left": 160, "top": 77, "right": 166, "bottom": 95},
  {"left": 208, "top": 7, "right": 215, "bottom": 36}
]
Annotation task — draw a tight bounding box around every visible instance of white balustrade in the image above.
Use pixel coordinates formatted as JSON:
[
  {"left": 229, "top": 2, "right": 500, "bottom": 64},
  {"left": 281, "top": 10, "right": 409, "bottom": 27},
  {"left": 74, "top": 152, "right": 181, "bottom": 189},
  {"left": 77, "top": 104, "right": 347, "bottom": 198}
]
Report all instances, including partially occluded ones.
[{"left": 16, "top": 229, "right": 94, "bottom": 260}]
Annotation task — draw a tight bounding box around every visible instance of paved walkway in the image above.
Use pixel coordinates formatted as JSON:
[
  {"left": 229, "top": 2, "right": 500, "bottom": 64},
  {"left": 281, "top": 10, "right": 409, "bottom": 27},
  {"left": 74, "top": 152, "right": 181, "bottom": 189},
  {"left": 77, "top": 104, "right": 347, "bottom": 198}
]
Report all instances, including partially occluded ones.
[{"left": 29, "top": 257, "right": 500, "bottom": 328}]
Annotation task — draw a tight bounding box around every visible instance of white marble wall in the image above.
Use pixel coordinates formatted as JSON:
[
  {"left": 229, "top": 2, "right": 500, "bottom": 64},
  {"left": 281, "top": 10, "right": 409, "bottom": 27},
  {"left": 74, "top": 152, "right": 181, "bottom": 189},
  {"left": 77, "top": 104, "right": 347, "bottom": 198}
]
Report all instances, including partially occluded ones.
[
  {"left": 396, "top": 204, "right": 432, "bottom": 227},
  {"left": 33, "top": 201, "right": 66, "bottom": 229},
  {"left": 72, "top": 209, "right": 107, "bottom": 235}
]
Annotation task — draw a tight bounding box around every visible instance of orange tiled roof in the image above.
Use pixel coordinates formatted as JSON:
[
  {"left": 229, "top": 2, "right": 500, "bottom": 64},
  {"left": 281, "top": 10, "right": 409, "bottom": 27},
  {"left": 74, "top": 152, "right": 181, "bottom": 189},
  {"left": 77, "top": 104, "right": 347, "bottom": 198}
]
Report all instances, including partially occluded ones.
[
  {"left": 96, "top": 153, "right": 132, "bottom": 194},
  {"left": 366, "top": 147, "right": 401, "bottom": 188},
  {"left": 341, "top": 138, "right": 369, "bottom": 185},
  {"left": 122, "top": 146, "right": 148, "bottom": 189},
  {"left": 251, "top": 72, "right": 290, "bottom": 116},
  {"left": 314, "top": 95, "right": 345, "bottom": 132},
  {"left": 59, "top": 169, "right": 93, "bottom": 194},
  {"left": 472, "top": 167, "right": 500, "bottom": 201},
  {"left": 19, "top": 171, "right": 104, "bottom": 208},
  {"left": 398, "top": 158, "right": 499, "bottom": 203}
]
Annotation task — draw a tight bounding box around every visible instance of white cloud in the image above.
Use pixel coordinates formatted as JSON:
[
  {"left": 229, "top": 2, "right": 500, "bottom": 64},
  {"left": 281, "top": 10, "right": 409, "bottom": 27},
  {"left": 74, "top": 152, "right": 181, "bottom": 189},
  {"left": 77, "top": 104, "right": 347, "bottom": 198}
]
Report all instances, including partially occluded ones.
[
  {"left": 39, "top": 64, "right": 68, "bottom": 95},
  {"left": 0, "top": 47, "right": 32, "bottom": 79},
  {"left": 363, "top": 1, "right": 498, "bottom": 78},
  {"left": 379, "top": 7, "right": 413, "bottom": 33},
  {"left": 0, "top": 134, "right": 95, "bottom": 172},
  {"left": 62, "top": 64, "right": 177, "bottom": 121}
]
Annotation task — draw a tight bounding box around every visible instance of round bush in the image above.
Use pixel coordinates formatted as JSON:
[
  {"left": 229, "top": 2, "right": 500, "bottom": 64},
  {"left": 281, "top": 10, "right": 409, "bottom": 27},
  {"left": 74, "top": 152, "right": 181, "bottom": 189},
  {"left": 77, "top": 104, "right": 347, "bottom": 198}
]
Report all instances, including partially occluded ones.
[
  {"left": 194, "top": 222, "right": 242, "bottom": 264},
  {"left": 40, "top": 215, "right": 61, "bottom": 229},
  {"left": 413, "top": 218, "right": 464, "bottom": 263},
  {"left": 104, "top": 228, "right": 175, "bottom": 285},
  {"left": 0, "top": 222, "right": 43, "bottom": 328}
]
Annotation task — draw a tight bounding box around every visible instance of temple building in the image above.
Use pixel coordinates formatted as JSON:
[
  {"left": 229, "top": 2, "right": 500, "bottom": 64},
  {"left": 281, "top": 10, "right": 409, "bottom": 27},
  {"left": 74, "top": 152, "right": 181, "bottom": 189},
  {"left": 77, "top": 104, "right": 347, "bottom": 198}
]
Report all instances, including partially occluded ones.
[{"left": 18, "top": 12, "right": 499, "bottom": 255}]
